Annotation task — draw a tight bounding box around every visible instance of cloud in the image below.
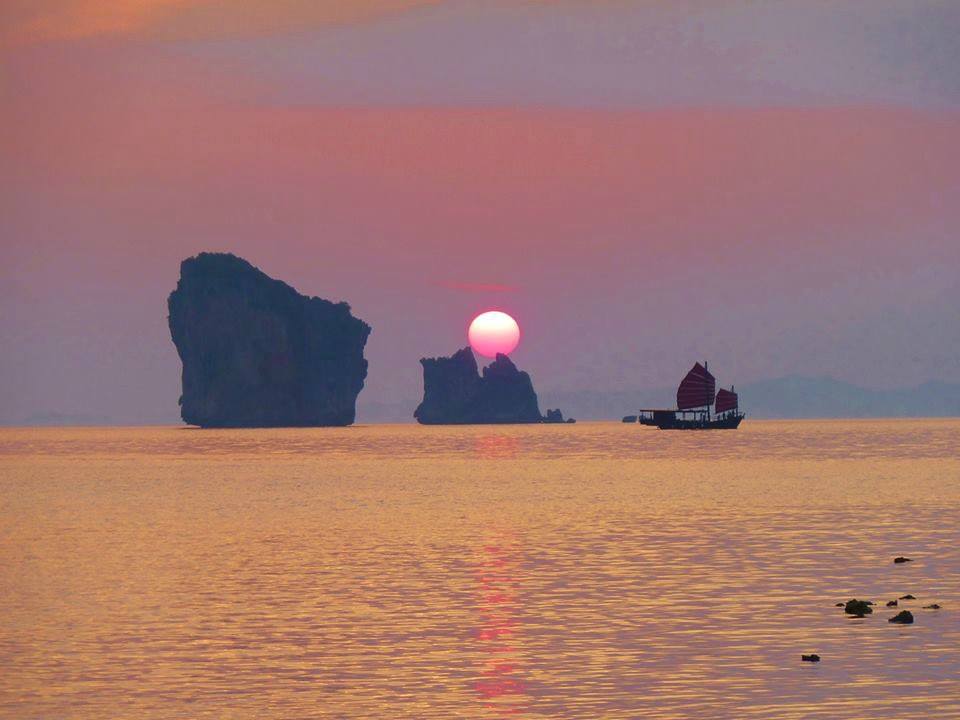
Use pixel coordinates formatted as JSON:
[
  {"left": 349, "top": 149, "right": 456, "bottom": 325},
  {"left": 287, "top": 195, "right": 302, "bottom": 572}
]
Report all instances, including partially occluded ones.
[
  {"left": 6, "top": 1, "right": 958, "bottom": 108},
  {"left": 190, "top": 0, "right": 960, "bottom": 109},
  {"left": 2, "top": 0, "right": 190, "bottom": 46},
  {"left": 1, "top": 0, "right": 438, "bottom": 47},
  {"left": 436, "top": 281, "right": 518, "bottom": 293}
]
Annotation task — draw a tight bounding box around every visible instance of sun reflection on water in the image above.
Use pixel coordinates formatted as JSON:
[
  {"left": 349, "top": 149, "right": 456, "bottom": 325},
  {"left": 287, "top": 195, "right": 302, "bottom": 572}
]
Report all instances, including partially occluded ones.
[
  {"left": 474, "top": 433, "right": 521, "bottom": 460},
  {"left": 474, "top": 537, "right": 527, "bottom": 716}
]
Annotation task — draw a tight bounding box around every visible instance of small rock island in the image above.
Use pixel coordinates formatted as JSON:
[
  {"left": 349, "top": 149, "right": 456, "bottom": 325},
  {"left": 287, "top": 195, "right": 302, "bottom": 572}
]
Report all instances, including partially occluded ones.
[
  {"left": 168, "top": 253, "right": 371, "bottom": 427},
  {"left": 414, "top": 347, "right": 573, "bottom": 424}
]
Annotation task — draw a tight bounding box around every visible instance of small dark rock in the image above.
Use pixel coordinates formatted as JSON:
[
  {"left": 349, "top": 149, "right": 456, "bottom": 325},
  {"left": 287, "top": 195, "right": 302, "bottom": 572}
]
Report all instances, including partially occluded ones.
[
  {"left": 835, "top": 602, "right": 845, "bottom": 607},
  {"left": 886, "top": 600, "right": 898, "bottom": 607},
  {"left": 844, "top": 599, "right": 873, "bottom": 616},
  {"left": 899, "top": 594, "right": 916, "bottom": 600},
  {"left": 893, "top": 556, "right": 912, "bottom": 564},
  {"left": 801, "top": 654, "right": 821, "bottom": 662},
  {"left": 543, "top": 408, "right": 577, "bottom": 423},
  {"left": 923, "top": 604, "right": 941, "bottom": 610},
  {"left": 889, "top": 610, "right": 914, "bottom": 624}
]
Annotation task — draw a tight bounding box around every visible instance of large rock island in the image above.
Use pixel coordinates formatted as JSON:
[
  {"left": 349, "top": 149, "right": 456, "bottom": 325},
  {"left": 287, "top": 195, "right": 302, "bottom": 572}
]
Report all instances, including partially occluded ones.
[
  {"left": 414, "top": 347, "right": 572, "bottom": 424},
  {"left": 168, "top": 253, "right": 371, "bottom": 427}
]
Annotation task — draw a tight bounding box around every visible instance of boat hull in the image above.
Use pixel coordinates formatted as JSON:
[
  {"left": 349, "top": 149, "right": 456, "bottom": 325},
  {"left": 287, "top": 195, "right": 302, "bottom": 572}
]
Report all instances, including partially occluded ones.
[{"left": 639, "top": 413, "right": 744, "bottom": 430}]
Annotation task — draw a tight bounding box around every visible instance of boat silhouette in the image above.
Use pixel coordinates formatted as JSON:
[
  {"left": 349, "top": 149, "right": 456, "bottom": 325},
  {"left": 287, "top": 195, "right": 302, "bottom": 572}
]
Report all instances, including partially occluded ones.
[{"left": 634, "top": 362, "right": 745, "bottom": 430}]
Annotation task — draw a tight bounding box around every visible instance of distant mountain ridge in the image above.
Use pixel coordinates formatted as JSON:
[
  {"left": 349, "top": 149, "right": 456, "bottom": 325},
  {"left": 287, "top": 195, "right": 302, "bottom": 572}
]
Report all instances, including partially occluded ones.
[{"left": 539, "top": 376, "right": 960, "bottom": 421}]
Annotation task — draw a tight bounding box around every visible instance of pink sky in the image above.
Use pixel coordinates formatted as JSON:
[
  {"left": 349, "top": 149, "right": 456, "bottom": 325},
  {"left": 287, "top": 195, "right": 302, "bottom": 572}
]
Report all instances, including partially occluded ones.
[{"left": 2, "top": 2, "right": 959, "bottom": 422}]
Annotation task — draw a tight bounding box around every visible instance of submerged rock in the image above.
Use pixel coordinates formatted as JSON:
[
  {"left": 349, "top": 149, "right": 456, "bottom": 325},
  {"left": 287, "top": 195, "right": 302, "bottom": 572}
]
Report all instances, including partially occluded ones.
[
  {"left": 889, "top": 610, "right": 914, "bottom": 624},
  {"left": 414, "top": 348, "right": 570, "bottom": 425},
  {"left": 923, "top": 604, "right": 941, "bottom": 610},
  {"left": 893, "top": 556, "right": 913, "bottom": 564},
  {"left": 899, "top": 594, "right": 916, "bottom": 600},
  {"left": 844, "top": 599, "right": 873, "bottom": 616},
  {"left": 801, "top": 654, "right": 821, "bottom": 662},
  {"left": 168, "top": 253, "right": 371, "bottom": 427}
]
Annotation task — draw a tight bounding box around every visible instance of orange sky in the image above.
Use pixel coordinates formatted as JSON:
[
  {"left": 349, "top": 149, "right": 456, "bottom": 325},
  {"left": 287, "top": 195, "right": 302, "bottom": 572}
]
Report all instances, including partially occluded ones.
[{"left": 1, "top": 0, "right": 439, "bottom": 46}]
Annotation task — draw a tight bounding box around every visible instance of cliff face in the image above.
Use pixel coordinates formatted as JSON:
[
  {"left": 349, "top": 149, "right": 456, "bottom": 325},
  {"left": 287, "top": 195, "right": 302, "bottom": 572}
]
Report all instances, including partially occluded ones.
[
  {"left": 413, "top": 348, "right": 484, "bottom": 424},
  {"left": 168, "top": 253, "right": 370, "bottom": 427},
  {"left": 474, "top": 354, "right": 544, "bottom": 423},
  {"left": 414, "top": 348, "right": 545, "bottom": 424}
]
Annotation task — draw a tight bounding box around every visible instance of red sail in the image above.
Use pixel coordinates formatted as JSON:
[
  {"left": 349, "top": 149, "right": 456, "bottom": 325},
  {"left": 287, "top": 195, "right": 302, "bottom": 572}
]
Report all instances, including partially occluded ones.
[
  {"left": 715, "top": 388, "right": 738, "bottom": 414},
  {"left": 676, "top": 362, "right": 716, "bottom": 410}
]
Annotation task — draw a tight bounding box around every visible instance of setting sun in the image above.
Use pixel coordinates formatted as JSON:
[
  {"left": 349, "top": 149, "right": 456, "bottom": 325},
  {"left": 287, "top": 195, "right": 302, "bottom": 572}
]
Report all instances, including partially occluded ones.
[{"left": 468, "top": 311, "right": 520, "bottom": 358}]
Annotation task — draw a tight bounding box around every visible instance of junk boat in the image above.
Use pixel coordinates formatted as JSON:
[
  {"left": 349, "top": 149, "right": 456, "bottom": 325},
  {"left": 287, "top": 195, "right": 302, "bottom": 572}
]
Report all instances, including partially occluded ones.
[{"left": 635, "top": 362, "right": 744, "bottom": 430}]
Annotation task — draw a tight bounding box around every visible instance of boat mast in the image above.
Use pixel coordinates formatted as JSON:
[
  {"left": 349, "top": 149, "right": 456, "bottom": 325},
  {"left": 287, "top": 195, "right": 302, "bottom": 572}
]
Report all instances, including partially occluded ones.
[{"left": 705, "top": 360, "right": 711, "bottom": 422}]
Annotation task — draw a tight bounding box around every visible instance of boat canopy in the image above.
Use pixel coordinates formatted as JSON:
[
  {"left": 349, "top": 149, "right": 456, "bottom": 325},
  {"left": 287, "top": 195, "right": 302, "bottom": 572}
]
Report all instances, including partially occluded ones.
[
  {"left": 715, "top": 387, "right": 738, "bottom": 414},
  {"left": 677, "top": 362, "right": 716, "bottom": 410}
]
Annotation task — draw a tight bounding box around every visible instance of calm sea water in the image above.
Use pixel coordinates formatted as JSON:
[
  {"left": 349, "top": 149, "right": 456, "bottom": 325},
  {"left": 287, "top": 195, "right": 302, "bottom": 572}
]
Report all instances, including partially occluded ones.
[{"left": 1, "top": 420, "right": 958, "bottom": 719}]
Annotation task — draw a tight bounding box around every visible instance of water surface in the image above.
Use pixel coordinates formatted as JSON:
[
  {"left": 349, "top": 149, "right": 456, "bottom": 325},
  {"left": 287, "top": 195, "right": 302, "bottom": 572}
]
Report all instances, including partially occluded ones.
[{"left": 1, "top": 420, "right": 958, "bottom": 718}]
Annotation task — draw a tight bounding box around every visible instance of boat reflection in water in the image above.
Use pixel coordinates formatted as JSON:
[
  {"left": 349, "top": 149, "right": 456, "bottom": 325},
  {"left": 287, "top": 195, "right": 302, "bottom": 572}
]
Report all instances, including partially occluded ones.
[{"left": 636, "top": 362, "right": 745, "bottom": 430}]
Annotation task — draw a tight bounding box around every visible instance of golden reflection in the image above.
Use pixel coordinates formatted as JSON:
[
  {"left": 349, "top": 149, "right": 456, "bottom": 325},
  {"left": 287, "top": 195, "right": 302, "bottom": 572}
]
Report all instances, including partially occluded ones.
[{"left": 473, "top": 433, "right": 521, "bottom": 460}]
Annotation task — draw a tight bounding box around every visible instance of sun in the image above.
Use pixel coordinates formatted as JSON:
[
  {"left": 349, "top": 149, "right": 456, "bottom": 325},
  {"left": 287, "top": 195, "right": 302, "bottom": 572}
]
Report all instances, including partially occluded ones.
[{"left": 468, "top": 311, "right": 520, "bottom": 358}]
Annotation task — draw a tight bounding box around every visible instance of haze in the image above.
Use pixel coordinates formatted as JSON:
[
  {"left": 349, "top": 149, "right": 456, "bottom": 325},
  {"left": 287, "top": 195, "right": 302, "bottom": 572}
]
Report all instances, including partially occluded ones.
[{"left": 2, "top": 1, "right": 959, "bottom": 424}]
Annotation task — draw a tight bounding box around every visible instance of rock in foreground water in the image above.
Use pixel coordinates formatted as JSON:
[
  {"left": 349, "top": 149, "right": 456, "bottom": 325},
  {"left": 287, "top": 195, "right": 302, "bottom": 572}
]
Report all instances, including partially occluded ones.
[
  {"left": 168, "top": 253, "right": 371, "bottom": 427},
  {"left": 801, "top": 654, "right": 821, "bottom": 662},
  {"left": 844, "top": 599, "right": 873, "bottom": 616},
  {"left": 893, "top": 556, "right": 913, "bottom": 564},
  {"left": 889, "top": 610, "right": 914, "bottom": 624}
]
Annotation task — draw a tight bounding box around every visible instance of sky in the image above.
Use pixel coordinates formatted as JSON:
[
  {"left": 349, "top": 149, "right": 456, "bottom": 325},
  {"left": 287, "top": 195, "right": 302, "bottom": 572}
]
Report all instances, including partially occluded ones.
[{"left": 2, "top": 0, "right": 959, "bottom": 423}]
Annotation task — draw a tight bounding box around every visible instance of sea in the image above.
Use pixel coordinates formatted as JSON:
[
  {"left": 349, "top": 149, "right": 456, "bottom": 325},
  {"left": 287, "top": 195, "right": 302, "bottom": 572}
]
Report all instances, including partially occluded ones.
[{"left": 1, "top": 420, "right": 958, "bottom": 719}]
